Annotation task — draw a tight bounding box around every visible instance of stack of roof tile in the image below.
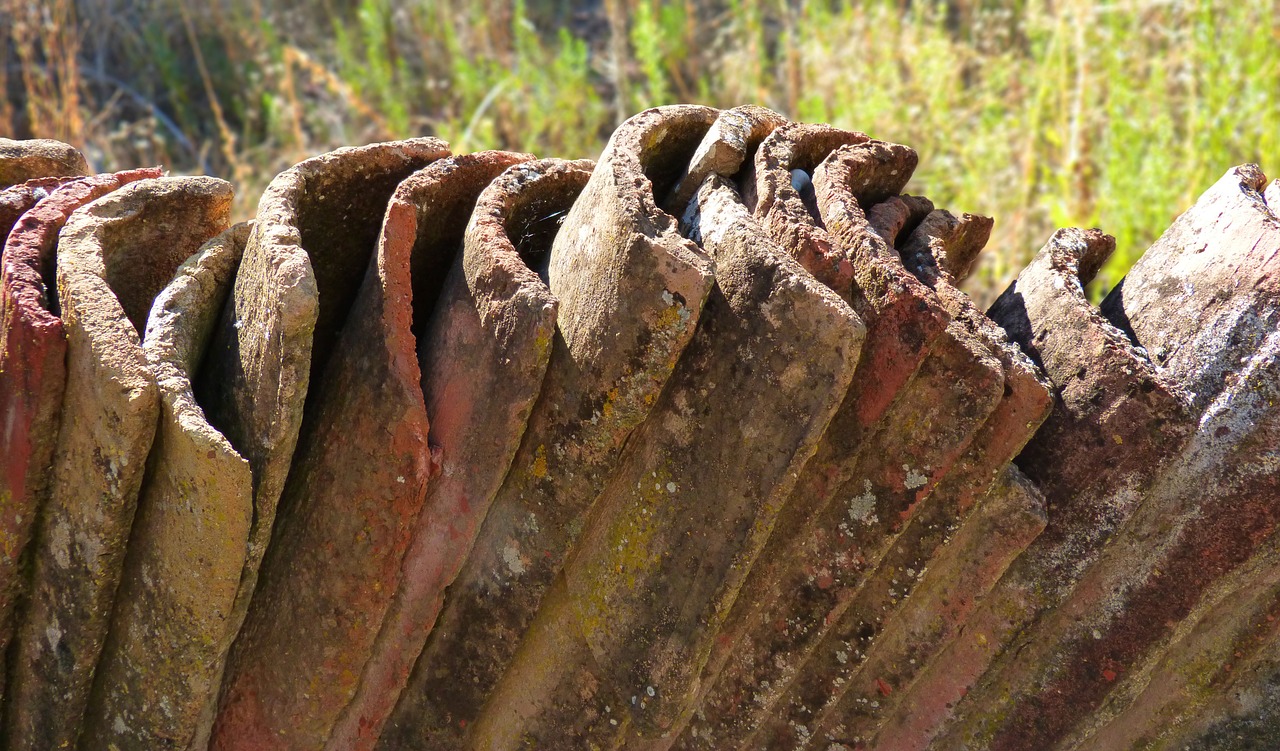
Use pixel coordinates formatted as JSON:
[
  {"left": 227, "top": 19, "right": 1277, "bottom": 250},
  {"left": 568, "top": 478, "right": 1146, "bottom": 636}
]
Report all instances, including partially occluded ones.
[{"left": 0, "top": 106, "right": 1276, "bottom": 751}]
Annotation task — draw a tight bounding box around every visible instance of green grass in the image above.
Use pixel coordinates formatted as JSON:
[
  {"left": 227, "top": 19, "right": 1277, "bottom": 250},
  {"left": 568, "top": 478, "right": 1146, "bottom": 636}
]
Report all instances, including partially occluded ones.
[{"left": 3, "top": 0, "right": 1276, "bottom": 301}]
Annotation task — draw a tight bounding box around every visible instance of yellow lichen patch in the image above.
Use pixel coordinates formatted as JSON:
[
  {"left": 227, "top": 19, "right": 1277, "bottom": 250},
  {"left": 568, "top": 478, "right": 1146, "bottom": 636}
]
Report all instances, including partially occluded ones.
[
  {"left": 601, "top": 388, "right": 620, "bottom": 420},
  {"left": 534, "top": 328, "right": 553, "bottom": 360},
  {"left": 574, "top": 468, "right": 676, "bottom": 643},
  {"left": 531, "top": 445, "right": 549, "bottom": 479}
]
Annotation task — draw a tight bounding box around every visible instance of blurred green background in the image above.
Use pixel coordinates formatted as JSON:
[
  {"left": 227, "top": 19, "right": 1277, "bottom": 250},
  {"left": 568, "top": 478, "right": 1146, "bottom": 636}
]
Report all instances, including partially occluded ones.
[{"left": 3, "top": 0, "right": 1276, "bottom": 301}]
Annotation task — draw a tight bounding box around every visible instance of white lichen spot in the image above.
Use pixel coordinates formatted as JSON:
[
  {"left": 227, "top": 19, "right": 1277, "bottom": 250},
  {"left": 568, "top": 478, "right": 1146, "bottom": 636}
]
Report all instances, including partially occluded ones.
[
  {"left": 50, "top": 521, "right": 71, "bottom": 569},
  {"left": 661, "top": 290, "right": 675, "bottom": 306},
  {"left": 396, "top": 476, "right": 405, "bottom": 484},
  {"left": 1092, "top": 629, "right": 1103, "bottom": 640},
  {"left": 44, "top": 620, "right": 62, "bottom": 652},
  {"left": 836, "top": 650, "right": 849, "bottom": 664},
  {"left": 113, "top": 715, "right": 128, "bottom": 734},
  {"left": 666, "top": 482, "right": 677, "bottom": 493},
  {"left": 502, "top": 544, "right": 526, "bottom": 576},
  {"left": 903, "top": 465, "right": 928, "bottom": 490},
  {"left": 848, "top": 482, "right": 877, "bottom": 525},
  {"left": 792, "top": 722, "right": 811, "bottom": 742},
  {"left": 646, "top": 685, "right": 656, "bottom": 697}
]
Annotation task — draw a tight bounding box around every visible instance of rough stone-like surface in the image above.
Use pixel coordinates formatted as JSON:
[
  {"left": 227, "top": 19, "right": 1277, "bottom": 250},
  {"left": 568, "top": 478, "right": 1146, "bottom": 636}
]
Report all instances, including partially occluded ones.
[
  {"left": 0, "top": 171, "right": 159, "bottom": 663},
  {"left": 468, "top": 174, "right": 864, "bottom": 747},
  {"left": 676, "top": 144, "right": 951, "bottom": 731},
  {"left": 865, "top": 194, "right": 936, "bottom": 255},
  {"left": 674, "top": 143, "right": 998, "bottom": 750},
  {"left": 954, "top": 165, "right": 1280, "bottom": 751},
  {"left": 806, "top": 467, "right": 1047, "bottom": 750},
  {"left": 897, "top": 210, "right": 1054, "bottom": 516},
  {"left": 0, "top": 135, "right": 1275, "bottom": 751},
  {"left": 209, "top": 139, "right": 451, "bottom": 751},
  {"left": 6, "top": 176, "right": 232, "bottom": 750},
  {"left": 380, "top": 105, "right": 716, "bottom": 750},
  {"left": 812, "top": 141, "right": 953, "bottom": 423},
  {"left": 0, "top": 138, "right": 89, "bottom": 189},
  {"left": 0, "top": 177, "right": 77, "bottom": 262},
  {"left": 902, "top": 227, "right": 1194, "bottom": 751},
  {"left": 1143, "top": 617, "right": 1280, "bottom": 751},
  {"left": 1102, "top": 165, "right": 1280, "bottom": 412},
  {"left": 81, "top": 222, "right": 252, "bottom": 751},
  {"left": 968, "top": 334, "right": 1280, "bottom": 751},
  {"left": 744, "top": 122, "right": 868, "bottom": 247},
  {"left": 662, "top": 104, "right": 786, "bottom": 217},
  {"left": 672, "top": 135, "right": 939, "bottom": 745},
  {"left": 0, "top": 168, "right": 159, "bottom": 712},
  {"left": 1061, "top": 538, "right": 1280, "bottom": 750},
  {"left": 324, "top": 151, "right": 554, "bottom": 751},
  {"left": 747, "top": 208, "right": 1052, "bottom": 749}
]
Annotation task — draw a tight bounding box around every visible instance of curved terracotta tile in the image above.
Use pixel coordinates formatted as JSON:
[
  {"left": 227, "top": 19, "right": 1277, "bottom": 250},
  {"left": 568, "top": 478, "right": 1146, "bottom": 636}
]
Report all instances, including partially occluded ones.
[
  {"left": 801, "top": 467, "right": 1046, "bottom": 751},
  {"left": 891, "top": 228, "right": 1193, "bottom": 751},
  {"left": 0, "top": 168, "right": 159, "bottom": 704},
  {"left": 470, "top": 173, "right": 864, "bottom": 747},
  {"left": 81, "top": 222, "right": 253, "bottom": 751},
  {"left": 0, "top": 177, "right": 77, "bottom": 263},
  {"left": 864, "top": 194, "right": 935, "bottom": 257},
  {"left": 1102, "top": 165, "right": 1279, "bottom": 412},
  {"left": 747, "top": 122, "right": 868, "bottom": 300},
  {"left": 0, "top": 138, "right": 89, "bottom": 189},
  {"left": 381, "top": 105, "right": 717, "bottom": 750},
  {"left": 966, "top": 166, "right": 1280, "bottom": 751},
  {"left": 1129, "top": 599, "right": 1280, "bottom": 751},
  {"left": 322, "top": 151, "right": 551, "bottom": 751},
  {"left": 6, "top": 175, "right": 232, "bottom": 750},
  {"left": 755, "top": 208, "right": 1052, "bottom": 749},
  {"left": 673, "top": 141, "right": 957, "bottom": 745},
  {"left": 1065, "top": 541, "right": 1280, "bottom": 750},
  {"left": 662, "top": 104, "right": 786, "bottom": 217},
  {"left": 676, "top": 144, "right": 1001, "bottom": 751},
  {"left": 204, "top": 138, "right": 449, "bottom": 751}
]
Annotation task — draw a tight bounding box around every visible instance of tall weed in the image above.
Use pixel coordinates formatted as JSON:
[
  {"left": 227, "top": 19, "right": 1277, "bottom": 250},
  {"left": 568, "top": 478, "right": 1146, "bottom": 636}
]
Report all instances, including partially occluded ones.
[{"left": 1, "top": 0, "right": 1275, "bottom": 300}]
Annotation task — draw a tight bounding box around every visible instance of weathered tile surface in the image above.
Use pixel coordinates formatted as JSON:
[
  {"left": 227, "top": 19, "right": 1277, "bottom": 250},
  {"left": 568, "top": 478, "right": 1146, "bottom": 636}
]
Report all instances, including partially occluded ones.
[
  {"left": 750, "top": 208, "right": 1051, "bottom": 749},
  {"left": 675, "top": 142, "right": 999, "bottom": 750},
  {"left": 0, "top": 177, "right": 77, "bottom": 262},
  {"left": 907, "top": 226, "right": 1196, "bottom": 751},
  {"left": 377, "top": 106, "right": 716, "bottom": 750},
  {"left": 0, "top": 171, "right": 159, "bottom": 670},
  {"left": 805, "top": 466, "right": 1047, "bottom": 750},
  {"left": 1145, "top": 618, "right": 1280, "bottom": 751},
  {"left": 662, "top": 104, "right": 786, "bottom": 216},
  {"left": 81, "top": 222, "right": 253, "bottom": 751},
  {"left": 950, "top": 165, "right": 1280, "bottom": 751},
  {"left": 0, "top": 134, "right": 1275, "bottom": 751},
  {"left": 1060, "top": 535, "right": 1280, "bottom": 750},
  {"left": 6, "top": 176, "right": 231, "bottom": 750},
  {"left": 0, "top": 138, "right": 89, "bottom": 189},
  {"left": 469, "top": 174, "right": 864, "bottom": 748},
  {"left": 866, "top": 227, "right": 1189, "bottom": 751},
  {"left": 323, "top": 151, "right": 556, "bottom": 751},
  {"left": 208, "top": 138, "right": 449, "bottom": 751}
]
